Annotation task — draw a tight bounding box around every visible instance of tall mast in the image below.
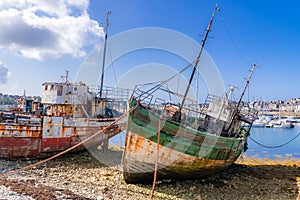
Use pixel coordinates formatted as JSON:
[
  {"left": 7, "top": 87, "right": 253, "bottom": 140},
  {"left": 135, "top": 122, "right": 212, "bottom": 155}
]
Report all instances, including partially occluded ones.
[
  {"left": 99, "top": 11, "right": 111, "bottom": 98},
  {"left": 179, "top": 3, "right": 218, "bottom": 112}
]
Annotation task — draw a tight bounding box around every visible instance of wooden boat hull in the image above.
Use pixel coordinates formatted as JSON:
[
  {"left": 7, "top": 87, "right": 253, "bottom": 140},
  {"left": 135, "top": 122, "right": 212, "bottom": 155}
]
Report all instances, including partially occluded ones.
[
  {"left": 123, "top": 5, "right": 256, "bottom": 183},
  {"left": 123, "top": 107, "right": 247, "bottom": 183}
]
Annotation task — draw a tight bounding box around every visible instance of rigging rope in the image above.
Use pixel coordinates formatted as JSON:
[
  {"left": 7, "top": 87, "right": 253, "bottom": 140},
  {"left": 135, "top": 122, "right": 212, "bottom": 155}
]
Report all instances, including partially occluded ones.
[
  {"left": 107, "top": 44, "right": 118, "bottom": 86},
  {"left": 249, "top": 132, "right": 300, "bottom": 149},
  {"left": 139, "top": 62, "right": 195, "bottom": 101},
  {"left": 0, "top": 104, "right": 138, "bottom": 179},
  {"left": 165, "top": 83, "right": 173, "bottom": 102},
  {"left": 218, "top": 10, "right": 249, "bottom": 66}
]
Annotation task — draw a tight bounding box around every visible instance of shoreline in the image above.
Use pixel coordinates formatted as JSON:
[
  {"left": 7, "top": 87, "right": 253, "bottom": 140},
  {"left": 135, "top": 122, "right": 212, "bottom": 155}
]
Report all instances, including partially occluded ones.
[
  {"left": 259, "top": 111, "right": 300, "bottom": 118},
  {"left": 236, "top": 155, "right": 300, "bottom": 167},
  {"left": 0, "top": 151, "right": 299, "bottom": 199}
]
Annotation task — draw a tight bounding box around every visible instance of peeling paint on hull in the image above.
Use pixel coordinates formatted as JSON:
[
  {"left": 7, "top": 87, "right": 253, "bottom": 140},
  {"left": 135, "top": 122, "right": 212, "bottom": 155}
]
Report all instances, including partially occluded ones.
[
  {"left": 123, "top": 131, "right": 237, "bottom": 183},
  {"left": 123, "top": 107, "right": 247, "bottom": 183},
  {"left": 0, "top": 119, "right": 126, "bottom": 159},
  {"left": 0, "top": 137, "right": 41, "bottom": 158}
]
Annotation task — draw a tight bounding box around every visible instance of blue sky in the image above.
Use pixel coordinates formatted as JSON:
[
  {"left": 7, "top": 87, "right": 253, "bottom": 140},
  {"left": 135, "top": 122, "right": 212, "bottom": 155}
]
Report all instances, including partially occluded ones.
[{"left": 0, "top": 0, "right": 299, "bottom": 101}]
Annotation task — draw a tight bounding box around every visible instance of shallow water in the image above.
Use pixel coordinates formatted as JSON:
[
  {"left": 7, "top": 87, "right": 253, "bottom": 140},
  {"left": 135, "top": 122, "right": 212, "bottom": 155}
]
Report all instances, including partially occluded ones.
[
  {"left": 246, "top": 124, "right": 300, "bottom": 159},
  {"left": 110, "top": 124, "right": 300, "bottom": 159}
]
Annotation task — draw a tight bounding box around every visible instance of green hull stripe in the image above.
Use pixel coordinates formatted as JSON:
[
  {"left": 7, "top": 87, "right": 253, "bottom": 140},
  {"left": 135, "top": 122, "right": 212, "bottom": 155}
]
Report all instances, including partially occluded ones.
[{"left": 128, "top": 107, "right": 245, "bottom": 161}]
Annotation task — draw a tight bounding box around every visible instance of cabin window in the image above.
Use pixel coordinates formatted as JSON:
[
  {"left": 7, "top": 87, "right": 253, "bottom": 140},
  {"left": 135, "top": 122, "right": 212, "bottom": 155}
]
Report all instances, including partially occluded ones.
[
  {"left": 57, "top": 85, "right": 63, "bottom": 96},
  {"left": 45, "top": 85, "right": 48, "bottom": 90},
  {"left": 74, "top": 87, "right": 77, "bottom": 91},
  {"left": 50, "top": 85, "right": 54, "bottom": 90}
]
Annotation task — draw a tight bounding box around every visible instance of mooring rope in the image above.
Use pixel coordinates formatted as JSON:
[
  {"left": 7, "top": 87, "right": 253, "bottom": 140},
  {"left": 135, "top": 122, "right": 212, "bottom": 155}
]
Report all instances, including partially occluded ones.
[
  {"left": 150, "top": 115, "right": 162, "bottom": 200},
  {"left": 249, "top": 132, "right": 300, "bottom": 149},
  {"left": 0, "top": 104, "right": 138, "bottom": 178}
]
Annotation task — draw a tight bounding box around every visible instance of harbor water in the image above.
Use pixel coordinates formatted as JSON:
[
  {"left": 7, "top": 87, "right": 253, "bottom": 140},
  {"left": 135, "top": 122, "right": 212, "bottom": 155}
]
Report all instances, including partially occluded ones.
[
  {"left": 246, "top": 124, "right": 300, "bottom": 159},
  {"left": 110, "top": 124, "right": 300, "bottom": 160}
]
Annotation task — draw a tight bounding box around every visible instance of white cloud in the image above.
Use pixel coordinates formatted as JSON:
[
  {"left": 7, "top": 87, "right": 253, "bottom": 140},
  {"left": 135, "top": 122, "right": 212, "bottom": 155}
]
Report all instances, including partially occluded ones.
[
  {"left": 0, "top": 0, "right": 104, "bottom": 60},
  {"left": 0, "top": 62, "right": 11, "bottom": 84}
]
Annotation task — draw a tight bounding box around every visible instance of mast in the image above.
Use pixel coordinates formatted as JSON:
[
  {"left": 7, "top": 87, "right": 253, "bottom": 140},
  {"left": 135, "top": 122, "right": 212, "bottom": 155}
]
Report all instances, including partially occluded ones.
[
  {"left": 179, "top": 3, "right": 218, "bottom": 112},
  {"left": 99, "top": 11, "right": 111, "bottom": 98},
  {"left": 236, "top": 64, "right": 256, "bottom": 109},
  {"left": 61, "top": 70, "right": 69, "bottom": 83},
  {"left": 226, "top": 64, "right": 256, "bottom": 130}
]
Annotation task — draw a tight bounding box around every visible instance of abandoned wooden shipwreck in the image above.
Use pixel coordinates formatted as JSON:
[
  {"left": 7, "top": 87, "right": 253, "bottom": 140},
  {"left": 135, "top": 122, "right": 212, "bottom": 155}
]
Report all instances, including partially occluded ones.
[
  {"left": 123, "top": 5, "right": 257, "bottom": 183},
  {"left": 0, "top": 71, "right": 129, "bottom": 159}
]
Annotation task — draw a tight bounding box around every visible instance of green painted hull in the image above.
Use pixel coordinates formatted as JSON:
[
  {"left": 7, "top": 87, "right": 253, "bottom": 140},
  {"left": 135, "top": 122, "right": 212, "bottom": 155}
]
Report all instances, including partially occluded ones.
[{"left": 123, "top": 106, "right": 248, "bottom": 183}]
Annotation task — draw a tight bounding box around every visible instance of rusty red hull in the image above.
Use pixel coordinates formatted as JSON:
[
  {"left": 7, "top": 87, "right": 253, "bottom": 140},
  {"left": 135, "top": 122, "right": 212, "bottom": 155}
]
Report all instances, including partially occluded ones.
[
  {"left": 0, "top": 120, "right": 125, "bottom": 159},
  {"left": 0, "top": 137, "right": 41, "bottom": 158},
  {"left": 0, "top": 137, "right": 80, "bottom": 159}
]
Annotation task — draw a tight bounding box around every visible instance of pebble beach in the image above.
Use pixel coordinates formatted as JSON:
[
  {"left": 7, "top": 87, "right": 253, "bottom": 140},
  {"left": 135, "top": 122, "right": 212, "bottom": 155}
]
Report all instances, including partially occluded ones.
[{"left": 0, "top": 150, "right": 299, "bottom": 200}]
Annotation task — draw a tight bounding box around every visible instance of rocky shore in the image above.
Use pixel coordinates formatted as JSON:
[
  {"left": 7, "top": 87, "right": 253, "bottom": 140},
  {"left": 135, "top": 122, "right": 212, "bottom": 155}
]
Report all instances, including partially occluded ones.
[{"left": 0, "top": 150, "right": 299, "bottom": 200}]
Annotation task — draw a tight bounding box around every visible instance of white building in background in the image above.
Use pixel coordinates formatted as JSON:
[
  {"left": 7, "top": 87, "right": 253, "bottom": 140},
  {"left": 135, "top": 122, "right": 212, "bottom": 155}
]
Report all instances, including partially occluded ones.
[{"left": 295, "top": 105, "right": 300, "bottom": 113}]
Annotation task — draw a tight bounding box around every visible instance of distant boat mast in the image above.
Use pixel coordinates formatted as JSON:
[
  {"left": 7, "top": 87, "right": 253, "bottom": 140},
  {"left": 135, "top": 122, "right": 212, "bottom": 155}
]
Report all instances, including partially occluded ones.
[{"left": 99, "top": 11, "right": 111, "bottom": 98}]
